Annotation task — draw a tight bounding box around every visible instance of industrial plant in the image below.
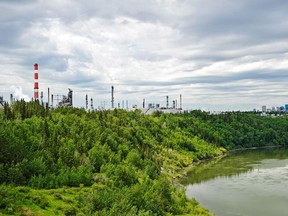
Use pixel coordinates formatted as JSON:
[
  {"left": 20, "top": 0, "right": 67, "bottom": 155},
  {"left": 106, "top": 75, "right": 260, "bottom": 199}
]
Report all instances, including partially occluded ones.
[
  {"left": 2, "top": 63, "right": 288, "bottom": 115},
  {"left": 0, "top": 63, "right": 183, "bottom": 114}
]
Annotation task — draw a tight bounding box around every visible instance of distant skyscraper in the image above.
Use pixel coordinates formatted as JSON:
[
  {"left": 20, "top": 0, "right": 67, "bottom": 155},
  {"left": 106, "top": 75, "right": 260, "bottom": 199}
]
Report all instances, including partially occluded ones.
[{"left": 262, "top": 106, "right": 267, "bottom": 112}]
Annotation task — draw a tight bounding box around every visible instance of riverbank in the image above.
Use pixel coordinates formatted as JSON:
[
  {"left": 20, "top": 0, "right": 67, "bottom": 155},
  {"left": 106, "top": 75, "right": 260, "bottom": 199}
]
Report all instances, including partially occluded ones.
[
  {"left": 177, "top": 145, "right": 285, "bottom": 184},
  {"left": 160, "top": 146, "right": 227, "bottom": 181},
  {"left": 228, "top": 145, "right": 283, "bottom": 152},
  {"left": 171, "top": 149, "right": 228, "bottom": 183}
]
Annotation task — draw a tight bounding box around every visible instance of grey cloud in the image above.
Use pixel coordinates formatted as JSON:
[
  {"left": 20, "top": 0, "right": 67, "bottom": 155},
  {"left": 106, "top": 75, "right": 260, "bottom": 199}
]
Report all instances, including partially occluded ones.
[
  {"left": 120, "top": 69, "right": 288, "bottom": 89},
  {"left": 0, "top": 23, "right": 28, "bottom": 48},
  {"left": 37, "top": 55, "right": 69, "bottom": 72},
  {"left": 176, "top": 0, "right": 288, "bottom": 58},
  {"left": 1, "top": 0, "right": 288, "bottom": 110},
  {"left": 177, "top": 69, "right": 288, "bottom": 85}
]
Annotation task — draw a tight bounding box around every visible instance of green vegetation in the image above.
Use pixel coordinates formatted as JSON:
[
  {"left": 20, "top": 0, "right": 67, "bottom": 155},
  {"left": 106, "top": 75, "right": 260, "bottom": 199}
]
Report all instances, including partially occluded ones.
[{"left": 1, "top": 101, "right": 288, "bottom": 215}]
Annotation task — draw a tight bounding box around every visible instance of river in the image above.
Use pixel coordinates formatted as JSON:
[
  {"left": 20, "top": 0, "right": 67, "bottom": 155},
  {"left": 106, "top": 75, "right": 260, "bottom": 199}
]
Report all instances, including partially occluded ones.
[{"left": 180, "top": 148, "right": 288, "bottom": 216}]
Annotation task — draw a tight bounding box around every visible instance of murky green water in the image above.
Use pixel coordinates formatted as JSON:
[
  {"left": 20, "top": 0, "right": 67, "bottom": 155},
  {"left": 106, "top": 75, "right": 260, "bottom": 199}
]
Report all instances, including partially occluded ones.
[{"left": 181, "top": 148, "right": 288, "bottom": 216}]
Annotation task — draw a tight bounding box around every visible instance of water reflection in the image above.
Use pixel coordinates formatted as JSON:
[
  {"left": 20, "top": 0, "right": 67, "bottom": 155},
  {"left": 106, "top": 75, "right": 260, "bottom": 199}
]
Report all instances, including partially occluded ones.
[
  {"left": 180, "top": 148, "right": 288, "bottom": 185},
  {"left": 181, "top": 148, "right": 288, "bottom": 216}
]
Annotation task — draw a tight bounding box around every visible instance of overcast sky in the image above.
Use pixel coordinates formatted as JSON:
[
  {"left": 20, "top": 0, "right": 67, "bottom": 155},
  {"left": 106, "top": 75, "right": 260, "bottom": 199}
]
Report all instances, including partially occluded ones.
[{"left": 1, "top": 0, "right": 288, "bottom": 111}]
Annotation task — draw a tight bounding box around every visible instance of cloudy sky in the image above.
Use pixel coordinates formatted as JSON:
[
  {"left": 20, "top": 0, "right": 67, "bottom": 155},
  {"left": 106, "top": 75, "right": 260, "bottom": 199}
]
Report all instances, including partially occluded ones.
[{"left": 1, "top": 0, "right": 288, "bottom": 111}]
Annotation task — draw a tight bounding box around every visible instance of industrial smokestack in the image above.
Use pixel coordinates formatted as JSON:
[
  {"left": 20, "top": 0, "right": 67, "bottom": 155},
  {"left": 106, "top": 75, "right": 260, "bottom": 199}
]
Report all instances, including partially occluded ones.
[
  {"left": 166, "top": 96, "right": 169, "bottom": 109},
  {"left": 34, "top": 63, "right": 39, "bottom": 100},
  {"left": 48, "top": 88, "right": 50, "bottom": 108},
  {"left": 111, "top": 86, "right": 114, "bottom": 109},
  {"left": 51, "top": 94, "right": 54, "bottom": 108},
  {"left": 86, "top": 94, "right": 88, "bottom": 110},
  {"left": 180, "top": 94, "right": 182, "bottom": 110},
  {"left": 41, "top": 91, "right": 43, "bottom": 105},
  {"left": 143, "top": 98, "right": 145, "bottom": 108},
  {"left": 91, "top": 98, "right": 94, "bottom": 110},
  {"left": 10, "top": 94, "right": 13, "bottom": 105}
]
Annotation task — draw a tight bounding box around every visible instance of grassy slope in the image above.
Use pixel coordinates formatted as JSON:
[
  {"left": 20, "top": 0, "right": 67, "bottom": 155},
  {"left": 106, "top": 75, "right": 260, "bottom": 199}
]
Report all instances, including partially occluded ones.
[
  {"left": 0, "top": 147, "right": 218, "bottom": 216},
  {"left": 0, "top": 185, "right": 93, "bottom": 215}
]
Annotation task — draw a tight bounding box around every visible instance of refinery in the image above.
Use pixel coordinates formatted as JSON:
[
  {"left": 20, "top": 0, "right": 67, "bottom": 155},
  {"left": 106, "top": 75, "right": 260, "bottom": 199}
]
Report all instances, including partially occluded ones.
[
  {"left": 0, "top": 63, "right": 183, "bottom": 114},
  {"left": 1, "top": 63, "right": 288, "bottom": 115}
]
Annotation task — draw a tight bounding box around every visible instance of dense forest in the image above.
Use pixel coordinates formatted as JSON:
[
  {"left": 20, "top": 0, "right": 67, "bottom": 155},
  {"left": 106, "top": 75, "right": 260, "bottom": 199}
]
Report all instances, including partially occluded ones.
[{"left": 1, "top": 100, "right": 288, "bottom": 215}]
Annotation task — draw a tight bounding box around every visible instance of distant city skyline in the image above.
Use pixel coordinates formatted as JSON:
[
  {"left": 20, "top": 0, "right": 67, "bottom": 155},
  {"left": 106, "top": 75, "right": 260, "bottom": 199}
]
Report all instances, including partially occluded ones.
[{"left": 1, "top": 0, "right": 288, "bottom": 111}]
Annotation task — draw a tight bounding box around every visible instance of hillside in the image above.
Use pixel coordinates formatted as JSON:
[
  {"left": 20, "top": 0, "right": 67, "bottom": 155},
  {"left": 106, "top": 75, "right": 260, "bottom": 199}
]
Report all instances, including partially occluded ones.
[{"left": 1, "top": 101, "right": 287, "bottom": 215}]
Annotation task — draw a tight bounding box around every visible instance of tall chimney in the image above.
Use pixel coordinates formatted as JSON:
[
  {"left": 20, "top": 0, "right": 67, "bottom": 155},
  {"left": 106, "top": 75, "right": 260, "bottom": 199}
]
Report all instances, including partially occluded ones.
[
  {"left": 40, "top": 91, "right": 43, "bottom": 104},
  {"left": 91, "top": 98, "right": 94, "bottom": 110},
  {"left": 10, "top": 94, "right": 13, "bottom": 105},
  {"left": 34, "top": 63, "right": 39, "bottom": 100},
  {"left": 48, "top": 88, "right": 50, "bottom": 108},
  {"left": 111, "top": 86, "right": 114, "bottom": 109},
  {"left": 166, "top": 96, "right": 169, "bottom": 109},
  {"left": 180, "top": 94, "right": 182, "bottom": 110},
  {"left": 86, "top": 94, "right": 88, "bottom": 110}
]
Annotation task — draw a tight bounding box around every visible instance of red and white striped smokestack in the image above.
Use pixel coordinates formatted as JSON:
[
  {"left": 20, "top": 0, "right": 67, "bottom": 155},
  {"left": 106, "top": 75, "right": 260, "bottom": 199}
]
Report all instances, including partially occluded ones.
[{"left": 34, "top": 63, "right": 39, "bottom": 100}]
